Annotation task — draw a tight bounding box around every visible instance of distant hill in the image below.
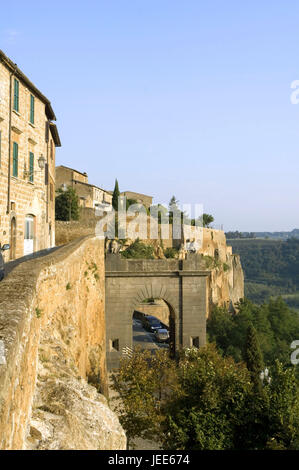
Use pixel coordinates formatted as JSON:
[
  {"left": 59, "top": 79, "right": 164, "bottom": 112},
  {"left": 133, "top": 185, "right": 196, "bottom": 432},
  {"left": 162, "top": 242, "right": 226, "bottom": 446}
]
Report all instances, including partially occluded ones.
[
  {"left": 227, "top": 238, "right": 299, "bottom": 309},
  {"left": 254, "top": 228, "right": 299, "bottom": 240},
  {"left": 226, "top": 229, "right": 299, "bottom": 240}
]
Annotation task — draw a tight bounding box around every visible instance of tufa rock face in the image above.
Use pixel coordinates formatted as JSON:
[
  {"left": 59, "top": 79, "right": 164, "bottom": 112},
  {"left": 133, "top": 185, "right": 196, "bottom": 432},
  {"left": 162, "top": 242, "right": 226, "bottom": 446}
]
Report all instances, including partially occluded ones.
[{"left": 26, "top": 367, "right": 126, "bottom": 450}]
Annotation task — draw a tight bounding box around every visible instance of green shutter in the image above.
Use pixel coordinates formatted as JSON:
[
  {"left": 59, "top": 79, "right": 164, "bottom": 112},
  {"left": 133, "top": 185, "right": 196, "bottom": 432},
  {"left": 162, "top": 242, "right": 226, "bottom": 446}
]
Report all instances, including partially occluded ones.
[
  {"left": 13, "top": 142, "right": 18, "bottom": 177},
  {"left": 29, "top": 152, "right": 34, "bottom": 182},
  {"left": 14, "top": 79, "right": 19, "bottom": 112},
  {"left": 30, "top": 95, "right": 35, "bottom": 124}
]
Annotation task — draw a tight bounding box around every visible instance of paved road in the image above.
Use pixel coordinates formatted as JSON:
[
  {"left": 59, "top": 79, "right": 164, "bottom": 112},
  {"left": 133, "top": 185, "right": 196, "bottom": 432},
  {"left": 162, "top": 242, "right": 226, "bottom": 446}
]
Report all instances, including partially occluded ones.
[{"left": 132, "top": 318, "right": 168, "bottom": 351}]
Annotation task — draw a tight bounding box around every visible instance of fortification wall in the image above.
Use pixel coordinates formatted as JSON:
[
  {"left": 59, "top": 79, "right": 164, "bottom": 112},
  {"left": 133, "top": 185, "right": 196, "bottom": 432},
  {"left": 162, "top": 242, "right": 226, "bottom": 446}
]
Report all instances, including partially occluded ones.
[{"left": 0, "top": 236, "right": 126, "bottom": 450}]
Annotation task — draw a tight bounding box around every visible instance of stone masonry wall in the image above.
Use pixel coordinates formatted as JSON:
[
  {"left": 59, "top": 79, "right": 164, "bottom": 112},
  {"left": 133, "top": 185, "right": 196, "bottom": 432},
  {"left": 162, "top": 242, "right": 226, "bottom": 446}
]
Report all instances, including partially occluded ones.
[
  {"left": 0, "top": 236, "right": 126, "bottom": 450},
  {"left": 0, "top": 58, "right": 57, "bottom": 261}
]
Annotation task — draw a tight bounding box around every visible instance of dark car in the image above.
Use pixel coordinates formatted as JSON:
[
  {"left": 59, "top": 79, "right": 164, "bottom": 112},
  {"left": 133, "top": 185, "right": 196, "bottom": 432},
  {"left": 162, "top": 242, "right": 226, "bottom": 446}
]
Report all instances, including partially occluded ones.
[
  {"left": 142, "top": 315, "right": 163, "bottom": 332},
  {"left": 0, "top": 244, "right": 10, "bottom": 281}
]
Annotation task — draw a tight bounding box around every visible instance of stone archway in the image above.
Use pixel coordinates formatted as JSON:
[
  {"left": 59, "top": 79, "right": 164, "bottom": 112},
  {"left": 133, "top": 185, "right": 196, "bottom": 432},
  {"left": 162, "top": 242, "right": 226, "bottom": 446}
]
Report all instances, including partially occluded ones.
[
  {"left": 105, "top": 253, "right": 210, "bottom": 370},
  {"left": 131, "top": 290, "right": 177, "bottom": 357}
]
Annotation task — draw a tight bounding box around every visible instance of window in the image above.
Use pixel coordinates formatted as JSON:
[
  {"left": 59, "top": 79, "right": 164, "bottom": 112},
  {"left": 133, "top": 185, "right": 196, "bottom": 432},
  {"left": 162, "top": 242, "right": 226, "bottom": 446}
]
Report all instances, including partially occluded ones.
[
  {"left": 50, "top": 139, "right": 54, "bottom": 160},
  {"left": 191, "top": 336, "right": 200, "bottom": 348},
  {"left": 111, "top": 339, "right": 119, "bottom": 351},
  {"left": 50, "top": 183, "right": 53, "bottom": 201},
  {"left": 30, "top": 94, "right": 35, "bottom": 124},
  {"left": 29, "top": 152, "right": 34, "bottom": 182},
  {"left": 12, "top": 142, "right": 18, "bottom": 177},
  {"left": 13, "top": 79, "right": 19, "bottom": 112}
]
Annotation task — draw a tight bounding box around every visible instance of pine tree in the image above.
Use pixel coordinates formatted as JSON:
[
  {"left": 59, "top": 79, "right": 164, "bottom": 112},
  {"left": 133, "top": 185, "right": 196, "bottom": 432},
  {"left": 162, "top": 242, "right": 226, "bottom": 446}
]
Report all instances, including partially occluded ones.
[
  {"left": 245, "top": 325, "right": 264, "bottom": 390},
  {"left": 112, "top": 179, "right": 120, "bottom": 211}
]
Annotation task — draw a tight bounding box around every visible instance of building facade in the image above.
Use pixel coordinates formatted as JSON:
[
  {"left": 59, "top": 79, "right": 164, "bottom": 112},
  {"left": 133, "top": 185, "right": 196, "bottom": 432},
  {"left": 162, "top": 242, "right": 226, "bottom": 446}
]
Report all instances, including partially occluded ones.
[
  {"left": 120, "top": 191, "right": 153, "bottom": 208},
  {"left": 55, "top": 165, "right": 112, "bottom": 212},
  {"left": 0, "top": 50, "right": 61, "bottom": 260}
]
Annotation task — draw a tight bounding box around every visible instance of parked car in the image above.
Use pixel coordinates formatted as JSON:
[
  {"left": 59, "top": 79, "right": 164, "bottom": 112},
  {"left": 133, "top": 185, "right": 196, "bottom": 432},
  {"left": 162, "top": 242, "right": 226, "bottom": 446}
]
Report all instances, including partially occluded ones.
[
  {"left": 154, "top": 328, "right": 170, "bottom": 343},
  {"left": 0, "top": 244, "right": 10, "bottom": 281},
  {"left": 142, "top": 315, "right": 163, "bottom": 332}
]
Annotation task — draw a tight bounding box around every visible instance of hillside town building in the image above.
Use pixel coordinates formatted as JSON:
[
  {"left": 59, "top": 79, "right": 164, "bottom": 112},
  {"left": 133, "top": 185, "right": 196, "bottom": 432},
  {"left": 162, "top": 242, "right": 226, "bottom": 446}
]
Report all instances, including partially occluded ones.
[
  {"left": 55, "top": 165, "right": 112, "bottom": 211},
  {"left": 0, "top": 50, "right": 61, "bottom": 260},
  {"left": 120, "top": 190, "right": 153, "bottom": 208}
]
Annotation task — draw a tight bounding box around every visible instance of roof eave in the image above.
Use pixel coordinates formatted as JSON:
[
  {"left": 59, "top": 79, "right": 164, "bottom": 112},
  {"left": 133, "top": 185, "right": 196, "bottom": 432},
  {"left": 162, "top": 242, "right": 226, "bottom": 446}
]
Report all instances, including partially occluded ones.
[{"left": 50, "top": 122, "right": 61, "bottom": 147}]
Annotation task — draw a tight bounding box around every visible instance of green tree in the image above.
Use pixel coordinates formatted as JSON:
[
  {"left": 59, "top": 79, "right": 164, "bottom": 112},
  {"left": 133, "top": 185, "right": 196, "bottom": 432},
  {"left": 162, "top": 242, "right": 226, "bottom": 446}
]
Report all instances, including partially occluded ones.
[
  {"left": 245, "top": 325, "right": 264, "bottom": 390},
  {"left": 203, "top": 213, "right": 214, "bottom": 227},
  {"left": 112, "top": 179, "right": 120, "bottom": 211},
  {"left": 55, "top": 187, "right": 79, "bottom": 221},
  {"left": 111, "top": 348, "right": 178, "bottom": 448},
  {"left": 162, "top": 345, "right": 251, "bottom": 450},
  {"left": 266, "top": 361, "right": 299, "bottom": 449},
  {"left": 207, "top": 297, "right": 299, "bottom": 378}
]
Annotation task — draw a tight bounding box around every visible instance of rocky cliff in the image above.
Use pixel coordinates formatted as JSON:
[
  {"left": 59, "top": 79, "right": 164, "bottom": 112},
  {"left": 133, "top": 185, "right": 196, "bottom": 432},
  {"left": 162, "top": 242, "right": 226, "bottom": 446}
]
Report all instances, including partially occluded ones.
[{"left": 0, "top": 236, "right": 126, "bottom": 450}]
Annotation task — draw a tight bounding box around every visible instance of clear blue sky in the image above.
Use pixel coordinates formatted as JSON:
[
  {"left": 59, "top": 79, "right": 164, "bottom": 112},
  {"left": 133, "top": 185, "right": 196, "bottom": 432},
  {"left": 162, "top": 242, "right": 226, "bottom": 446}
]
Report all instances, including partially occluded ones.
[{"left": 2, "top": 0, "right": 299, "bottom": 231}]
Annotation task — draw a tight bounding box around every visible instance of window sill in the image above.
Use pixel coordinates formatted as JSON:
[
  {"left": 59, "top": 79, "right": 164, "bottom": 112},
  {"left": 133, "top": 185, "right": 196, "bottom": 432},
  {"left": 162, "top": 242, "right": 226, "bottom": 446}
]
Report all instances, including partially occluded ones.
[
  {"left": 28, "top": 122, "right": 35, "bottom": 128},
  {"left": 13, "top": 109, "right": 20, "bottom": 117}
]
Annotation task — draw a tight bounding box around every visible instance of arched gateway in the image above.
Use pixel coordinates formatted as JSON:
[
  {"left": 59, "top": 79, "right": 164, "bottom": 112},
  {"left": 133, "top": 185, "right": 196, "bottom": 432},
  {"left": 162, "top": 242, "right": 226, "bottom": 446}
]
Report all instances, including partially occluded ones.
[{"left": 105, "top": 253, "right": 211, "bottom": 370}]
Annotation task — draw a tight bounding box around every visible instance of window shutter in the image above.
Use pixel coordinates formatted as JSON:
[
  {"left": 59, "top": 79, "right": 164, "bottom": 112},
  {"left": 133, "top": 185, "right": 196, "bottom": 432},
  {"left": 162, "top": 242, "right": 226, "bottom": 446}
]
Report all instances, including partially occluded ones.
[
  {"left": 29, "top": 152, "right": 34, "bottom": 182},
  {"left": 45, "top": 121, "right": 49, "bottom": 142},
  {"left": 13, "top": 142, "right": 18, "bottom": 177},
  {"left": 30, "top": 95, "right": 35, "bottom": 124},
  {"left": 14, "top": 79, "right": 19, "bottom": 112},
  {"left": 45, "top": 162, "right": 48, "bottom": 185}
]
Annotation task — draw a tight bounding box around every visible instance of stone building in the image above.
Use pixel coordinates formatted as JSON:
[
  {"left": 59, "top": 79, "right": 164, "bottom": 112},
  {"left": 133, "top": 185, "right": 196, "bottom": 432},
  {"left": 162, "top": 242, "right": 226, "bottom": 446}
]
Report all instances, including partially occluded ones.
[
  {"left": 0, "top": 50, "right": 61, "bottom": 260},
  {"left": 120, "top": 190, "right": 153, "bottom": 208},
  {"left": 55, "top": 165, "right": 112, "bottom": 211}
]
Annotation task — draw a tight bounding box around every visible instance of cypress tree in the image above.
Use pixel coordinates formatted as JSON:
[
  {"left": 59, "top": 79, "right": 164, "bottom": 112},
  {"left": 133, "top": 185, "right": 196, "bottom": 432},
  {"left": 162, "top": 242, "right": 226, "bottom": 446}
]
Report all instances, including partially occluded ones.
[
  {"left": 112, "top": 179, "right": 120, "bottom": 211},
  {"left": 245, "top": 325, "right": 264, "bottom": 390}
]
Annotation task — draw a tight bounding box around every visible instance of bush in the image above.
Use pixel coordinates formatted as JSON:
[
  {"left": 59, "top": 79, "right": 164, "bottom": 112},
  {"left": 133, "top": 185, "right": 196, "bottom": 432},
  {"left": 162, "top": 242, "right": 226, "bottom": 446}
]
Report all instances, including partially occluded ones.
[
  {"left": 121, "top": 238, "right": 154, "bottom": 259},
  {"left": 164, "top": 247, "right": 178, "bottom": 259}
]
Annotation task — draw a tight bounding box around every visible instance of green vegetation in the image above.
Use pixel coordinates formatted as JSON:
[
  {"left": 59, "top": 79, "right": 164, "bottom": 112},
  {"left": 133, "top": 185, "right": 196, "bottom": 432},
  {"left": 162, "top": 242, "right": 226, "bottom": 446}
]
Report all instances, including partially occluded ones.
[
  {"left": 228, "top": 238, "right": 299, "bottom": 308},
  {"left": 111, "top": 348, "right": 177, "bottom": 448},
  {"left": 112, "top": 178, "right": 120, "bottom": 211},
  {"left": 112, "top": 343, "right": 299, "bottom": 450},
  {"left": 35, "top": 307, "right": 42, "bottom": 318},
  {"left": 202, "top": 213, "right": 214, "bottom": 228},
  {"left": 207, "top": 297, "right": 299, "bottom": 375},
  {"left": 66, "top": 282, "right": 72, "bottom": 290},
  {"left": 55, "top": 186, "right": 79, "bottom": 221},
  {"left": 121, "top": 238, "right": 154, "bottom": 259},
  {"left": 164, "top": 247, "right": 178, "bottom": 259}
]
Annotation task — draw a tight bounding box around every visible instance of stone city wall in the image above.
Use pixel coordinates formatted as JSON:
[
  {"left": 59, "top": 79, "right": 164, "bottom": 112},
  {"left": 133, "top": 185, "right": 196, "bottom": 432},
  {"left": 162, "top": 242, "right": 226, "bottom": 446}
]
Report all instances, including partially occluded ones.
[{"left": 0, "top": 236, "right": 126, "bottom": 450}]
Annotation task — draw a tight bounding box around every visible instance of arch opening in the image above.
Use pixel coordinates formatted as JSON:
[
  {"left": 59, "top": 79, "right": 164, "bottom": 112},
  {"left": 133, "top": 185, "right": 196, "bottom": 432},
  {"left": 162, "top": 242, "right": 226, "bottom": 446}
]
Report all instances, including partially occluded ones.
[{"left": 132, "top": 298, "right": 176, "bottom": 358}]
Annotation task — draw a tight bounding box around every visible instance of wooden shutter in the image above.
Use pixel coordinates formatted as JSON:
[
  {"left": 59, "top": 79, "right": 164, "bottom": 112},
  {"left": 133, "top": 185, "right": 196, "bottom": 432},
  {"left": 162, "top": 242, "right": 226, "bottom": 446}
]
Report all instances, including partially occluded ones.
[
  {"left": 30, "top": 95, "right": 35, "bottom": 124},
  {"left": 14, "top": 79, "right": 19, "bottom": 112},
  {"left": 13, "top": 142, "right": 18, "bottom": 177},
  {"left": 45, "top": 121, "right": 49, "bottom": 142},
  {"left": 45, "top": 162, "right": 48, "bottom": 185},
  {"left": 29, "top": 152, "right": 34, "bottom": 182}
]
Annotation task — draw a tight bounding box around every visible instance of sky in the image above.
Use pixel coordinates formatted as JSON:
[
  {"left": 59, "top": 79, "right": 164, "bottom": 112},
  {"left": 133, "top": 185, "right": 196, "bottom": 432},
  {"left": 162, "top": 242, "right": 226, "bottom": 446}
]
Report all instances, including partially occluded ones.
[{"left": 1, "top": 0, "right": 299, "bottom": 231}]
